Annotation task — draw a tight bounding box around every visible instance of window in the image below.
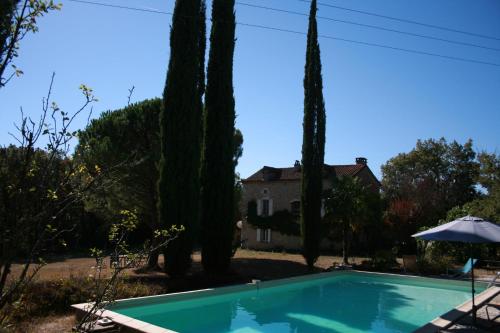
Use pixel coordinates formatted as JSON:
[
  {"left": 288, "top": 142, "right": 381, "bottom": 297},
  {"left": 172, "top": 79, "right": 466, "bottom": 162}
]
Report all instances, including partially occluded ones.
[
  {"left": 261, "top": 199, "right": 270, "bottom": 217},
  {"left": 290, "top": 200, "right": 300, "bottom": 217},
  {"left": 257, "top": 228, "right": 271, "bottom": 243},
  {"left": 257, "top": 198, "right": 272, "bottom": 216}
]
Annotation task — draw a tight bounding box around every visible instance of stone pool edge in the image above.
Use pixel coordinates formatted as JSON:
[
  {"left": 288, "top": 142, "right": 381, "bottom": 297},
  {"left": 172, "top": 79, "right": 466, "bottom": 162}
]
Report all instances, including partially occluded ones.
[
  {"left": 71, "top": 270, "right": 495, "bottom": 333},
  {"left": 413, "top": 285, "right": 500, "bottom": 333}
]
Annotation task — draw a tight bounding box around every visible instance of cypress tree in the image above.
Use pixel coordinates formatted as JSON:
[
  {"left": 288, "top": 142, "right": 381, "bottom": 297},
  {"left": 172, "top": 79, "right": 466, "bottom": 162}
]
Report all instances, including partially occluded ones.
[
  {"left": 197, "top": 0, "right": 206, "bottom": 99},
  {"left": 301, "top": 0, "right": 326, "bottom": 270},
  {"left": 200, "top": 0, "right": 236, "bottom": 273},
  {"left": 158, "top": 0, "right": 204, "bottom": 277}
]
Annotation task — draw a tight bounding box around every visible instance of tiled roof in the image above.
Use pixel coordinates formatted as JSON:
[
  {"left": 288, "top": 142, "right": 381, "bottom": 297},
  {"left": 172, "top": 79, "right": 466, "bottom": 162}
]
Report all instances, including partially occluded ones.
[{"left": 243, "top": 163, "right": 366, "bottom": 182}]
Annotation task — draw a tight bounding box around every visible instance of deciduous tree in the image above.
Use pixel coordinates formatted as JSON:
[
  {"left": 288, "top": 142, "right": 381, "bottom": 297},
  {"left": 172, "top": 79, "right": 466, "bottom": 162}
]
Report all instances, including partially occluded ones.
[
  {"left": 381, "top": 138, "right": 480, "bottom": 252},
  {"left": 0, "top": 74, "right": 97, "bottom": 325},
  {"left": 324, "top": 176, "right": 378, "bottom": 264},
  {"left": 76, "top": 99, "right": 162, "bottom": 268}
]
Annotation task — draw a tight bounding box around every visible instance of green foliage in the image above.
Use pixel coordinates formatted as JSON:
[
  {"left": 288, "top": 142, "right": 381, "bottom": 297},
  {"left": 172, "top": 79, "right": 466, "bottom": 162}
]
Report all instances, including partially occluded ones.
[
  {"left": 0, "top": 78, "right": 97, "bottom": 326},
  {"left": 200, "top": 0, "right": 236, "bottom": 273},
  {"left": 463, "top": 189, "right": 500, "bottom": 223},
  {"left": 77, "top": 211, "right": 183, "bottom": 330},
  {"left": 324, "top": 176, "right": 382, "bottom": 263},
  {"left": 301, "top": 0, "right": 326, "bottom": 270},
  {"left": 467, "top": 152, "right": 500, "bottom": 223},
  {"left": 158, "top": 0, "right": 205, "bottom": 276},
  {"left": 415, "top": 256, "right": 453, "bottom": 275},
  {"left": 77, "top": 98, "right": 243, "bottom": 269},
  {"left": 0, "top": 1, "right": 20, "bottom": 58},
  {"left": 477, "top": 151, "right": 500, "bottom": 192},
  {"left": 0, "top": 0, "right": 61, "bottom": 87},
  {"left": 360, "top": 250, "right": 399, "bottom": 272},
  {"left": 324, "top": 176, "right": 367, "bottom": 224},
  {"left": 0, "top": 146, "right": 74, "bottom": 257},
  {"left": 423, "top": 153, "right": 499, "bottom": 262},
  {"left": 233, "top": 129, "right": 244, "bottom": 167},
  {"left": 76, "top": 99, "right": 162, "bottom": 259},
  {"left": 381, "top": 138, "right": 480, "bottom": 252},
  {"left": 234, "top": 174, "right": 243, "bottom": 221},
  {"left": 247, "top": 201, "right": 300, "bottom": 236},
  {"left": 412, "top": 151, "right": 499, "bottom": 263},
  {"left": 416, "top": 205, "right": 496, "bottom": 264}
]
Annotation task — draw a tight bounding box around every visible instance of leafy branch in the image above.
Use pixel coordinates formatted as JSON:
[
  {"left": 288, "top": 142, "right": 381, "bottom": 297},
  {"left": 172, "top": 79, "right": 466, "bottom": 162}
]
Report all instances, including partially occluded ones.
[{"left": 0, "top": 0, "right": 61, "bottom": 88}]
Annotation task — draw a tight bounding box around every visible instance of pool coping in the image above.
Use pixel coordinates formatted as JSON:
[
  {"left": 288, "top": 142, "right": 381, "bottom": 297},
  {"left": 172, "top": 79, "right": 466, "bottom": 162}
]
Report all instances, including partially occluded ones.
[
  {"left": 412, "top": 285, "right": 500, "bottom": 333},
  {"left": 71, "top": 270, "right": 496, "bottom": 333}
]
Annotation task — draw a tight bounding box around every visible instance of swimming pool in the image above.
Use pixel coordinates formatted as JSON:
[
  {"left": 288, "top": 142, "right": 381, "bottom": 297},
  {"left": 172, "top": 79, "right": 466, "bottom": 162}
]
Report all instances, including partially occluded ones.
[{"left": 74, "top": 271, "right": 491, "bottom": 333}]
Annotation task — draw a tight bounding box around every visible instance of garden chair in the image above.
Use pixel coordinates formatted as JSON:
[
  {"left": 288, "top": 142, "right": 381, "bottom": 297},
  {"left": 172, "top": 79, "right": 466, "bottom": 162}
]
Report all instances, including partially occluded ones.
[
  {"left": 487, "top": 271, "right": 500, "bottom": 288},
  {"left": 446, "top": 258, "right": 478, "bottom": 278}
]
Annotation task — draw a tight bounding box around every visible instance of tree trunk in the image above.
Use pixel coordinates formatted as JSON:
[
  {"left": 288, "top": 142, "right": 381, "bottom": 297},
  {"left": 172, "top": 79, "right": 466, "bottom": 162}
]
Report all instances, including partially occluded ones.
[
  {"left": 342, "top": 222, "right": 349, "bottom": 265},
  {"left": 147, "top": 246, "right": 160, "bottom": 270}
]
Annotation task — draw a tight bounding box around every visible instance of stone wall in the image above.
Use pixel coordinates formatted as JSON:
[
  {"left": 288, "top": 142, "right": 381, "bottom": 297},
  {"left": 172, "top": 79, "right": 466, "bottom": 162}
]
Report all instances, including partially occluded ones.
[
  {"left": 240, "top": 180, "right": 302, "bottom": 250},
  {"left": 240, "top": 166, "right": 380, "bottom": 251}
]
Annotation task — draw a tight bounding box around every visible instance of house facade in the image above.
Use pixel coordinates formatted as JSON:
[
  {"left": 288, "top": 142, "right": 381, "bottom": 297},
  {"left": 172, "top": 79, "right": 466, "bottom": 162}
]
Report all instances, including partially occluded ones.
[{"left": 240, "top": 157, "right": 380, "bottom": 250}]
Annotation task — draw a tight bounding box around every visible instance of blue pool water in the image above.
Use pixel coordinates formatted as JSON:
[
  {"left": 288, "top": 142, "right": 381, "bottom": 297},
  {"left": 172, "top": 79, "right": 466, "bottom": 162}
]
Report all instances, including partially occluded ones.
[{"left": 111, "top": 272, "right": 483, "bottom": 333}]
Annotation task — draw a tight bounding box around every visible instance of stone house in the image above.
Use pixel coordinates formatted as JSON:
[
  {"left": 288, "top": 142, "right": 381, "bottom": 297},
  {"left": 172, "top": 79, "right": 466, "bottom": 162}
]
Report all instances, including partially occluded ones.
[{"left": 240, "top": 157, "right": 380, "bottom": 250}]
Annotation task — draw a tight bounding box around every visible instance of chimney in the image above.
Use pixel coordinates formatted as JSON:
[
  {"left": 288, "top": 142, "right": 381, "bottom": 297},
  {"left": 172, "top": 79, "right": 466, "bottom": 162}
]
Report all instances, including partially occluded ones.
[
  {"left": 356, "top": 157, "right": 367, "bottom": 165},
  {"left": 293, "top": 160, "right": 300, "bottom": 171}
]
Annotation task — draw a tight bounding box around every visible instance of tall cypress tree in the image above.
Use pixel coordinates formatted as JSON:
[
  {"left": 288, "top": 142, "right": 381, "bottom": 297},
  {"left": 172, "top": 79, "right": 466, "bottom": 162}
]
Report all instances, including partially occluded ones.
[
  {"left": 200, "top": 0, "right": 236, "bottom": 273},
  {"left": 301, "top": 0, "right": 326, "bottom": 270},
  {"left": 197, "top": 0, "right": 206, "bottom": 99},
  {"left": 158, "top": 0, "right": 204, "bottom": 277}
]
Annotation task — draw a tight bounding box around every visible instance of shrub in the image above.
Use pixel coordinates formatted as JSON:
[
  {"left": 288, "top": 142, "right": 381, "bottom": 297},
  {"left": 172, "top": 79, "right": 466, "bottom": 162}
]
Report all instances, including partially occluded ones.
[
  {"left": 357, "top": 250, "right": 399, "bottom": 272},
  {"left": 415, "top": 256, "right": 453, "bottom": 275}
]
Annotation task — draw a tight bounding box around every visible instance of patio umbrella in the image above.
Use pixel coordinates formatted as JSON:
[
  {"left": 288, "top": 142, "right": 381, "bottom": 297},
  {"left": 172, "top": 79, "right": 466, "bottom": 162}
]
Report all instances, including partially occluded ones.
[{"left": 412, "top": 215, "right": 500, "bottom": 324}]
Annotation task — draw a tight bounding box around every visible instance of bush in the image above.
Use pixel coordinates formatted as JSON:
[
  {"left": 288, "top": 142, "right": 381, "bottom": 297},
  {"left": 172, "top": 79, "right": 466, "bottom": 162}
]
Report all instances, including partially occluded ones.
[
  {"left": 415, "top": 255, "right": 453, "bottom": 275},
  {"left": 357, "top": 250, "right": 399, "bottom": 272}
]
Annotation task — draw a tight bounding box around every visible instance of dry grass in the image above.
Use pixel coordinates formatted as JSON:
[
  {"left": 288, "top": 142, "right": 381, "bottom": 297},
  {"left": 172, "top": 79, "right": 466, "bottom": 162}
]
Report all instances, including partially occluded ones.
[
  {"left": 11, "top": 249, "right": 495, "bottom": 282},
  {"left": 9, "top": 249, "right": 366, "bottom": 282},
  {"left": 13, "top": 314, "right": 75, "bottom": 333}
]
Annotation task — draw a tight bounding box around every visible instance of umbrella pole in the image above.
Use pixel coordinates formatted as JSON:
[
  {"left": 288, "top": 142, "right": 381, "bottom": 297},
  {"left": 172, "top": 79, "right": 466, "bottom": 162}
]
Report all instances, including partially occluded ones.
[
  {"left": 470, "top": 245, "right": 476, "bottom": 325},
  {"left": 472, "top": 264, "right": 476, "bottom": 324}
]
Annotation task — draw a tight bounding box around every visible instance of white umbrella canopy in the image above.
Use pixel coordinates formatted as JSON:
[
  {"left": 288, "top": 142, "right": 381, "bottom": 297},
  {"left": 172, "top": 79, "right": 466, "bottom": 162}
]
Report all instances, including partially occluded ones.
[{"left": 412, "top": 215, "right": 500, "bottom": 243}]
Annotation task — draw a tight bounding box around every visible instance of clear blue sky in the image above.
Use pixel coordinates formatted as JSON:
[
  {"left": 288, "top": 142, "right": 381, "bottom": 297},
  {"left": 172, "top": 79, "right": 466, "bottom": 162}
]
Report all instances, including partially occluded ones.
[{"left": 1, "top": 0, "right": 499, "bottom": 179}]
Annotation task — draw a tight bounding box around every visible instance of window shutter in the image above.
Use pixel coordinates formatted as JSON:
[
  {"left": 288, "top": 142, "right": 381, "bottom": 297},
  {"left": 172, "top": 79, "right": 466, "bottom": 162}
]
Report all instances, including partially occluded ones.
[
  {"left": 268, "top": 229, "right": 272, "bottom": 243},
  {"left": 257, "top": 199, "right": 262, "bottom": 216},
  {"left": 256, "top": 228, "right": 261, "bottom": 242},
  {"left": 269, "top": 199, "right": 274, "bottom": 216}
]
